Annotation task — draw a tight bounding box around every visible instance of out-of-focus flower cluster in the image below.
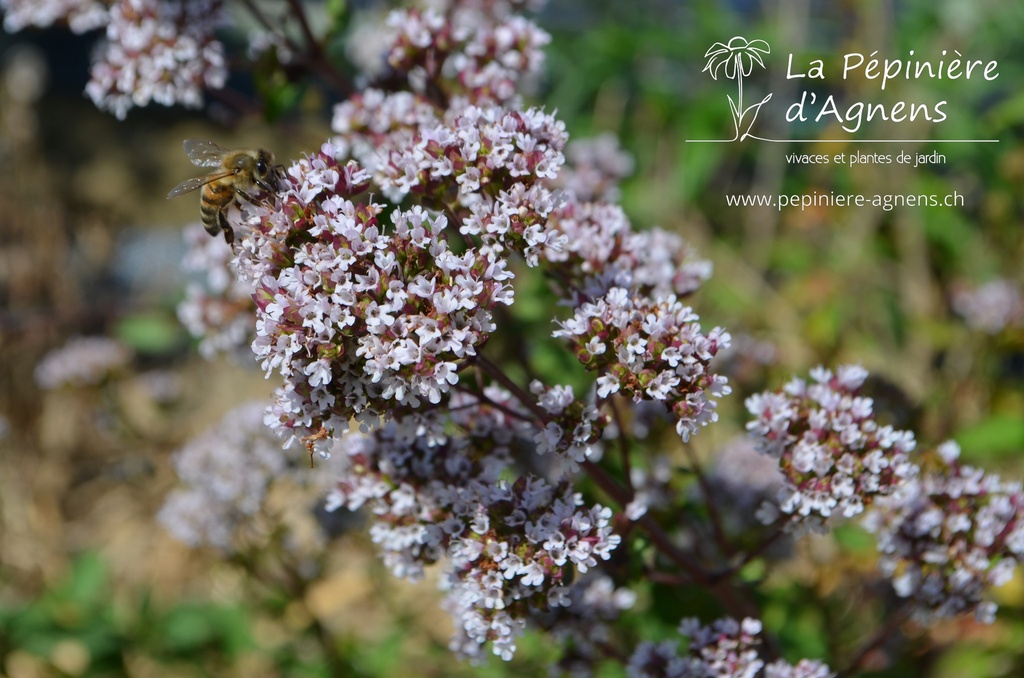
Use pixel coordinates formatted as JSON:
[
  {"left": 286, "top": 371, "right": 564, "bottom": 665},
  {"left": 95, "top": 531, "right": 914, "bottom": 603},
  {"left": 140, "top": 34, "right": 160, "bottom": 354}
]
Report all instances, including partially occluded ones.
[
  {"left": 324, "top": 389, "right": 621, "bottom": 661},
  {"left": 950, "top": 279, "right": 1024, "bottom": 334},
  {"left": 555, "top": 288, "right": 731, "bottom": 442},
  {"left": 714, "top": 333, "right": 776, "bottom": 385},
  {"left": 704, "top": 436, "right": 788, "bottom": 537},
  {"left": 34, "top": 336, "right": 132, "bottom": 389},
  {"left": 745, "top": 365, "right": 917, "bottom": 533},
  {"left": 626, "top": 617, "right": 832, "bottom": 678},
  {"left": 542, "top": 200, "right": 712, "bottom": 303},
  {"left": 555, "top": 132, "right": 636, "bottom": 203},
  {"left": 534, "top": 575, "right": 637, "bottom": 676},
  {"left": 864, "top": 440, "right": 1024, "bottom": 625},
  {"left": 1, "top": 0, "right": 106, "bottom": 33},
  {"left": 745, "top": 363, "right": 1024, "bottom": 631},
  {"left": 1, "top": 0, "right": 226, "bottom": 119},
  {"left": 177, "top": 224, "right": 256, "bottom": 360},
  {"left": 86, "top": 0, "right": 226, "bottom": 119},
  {"left": 622, "top": 455, "right": 677, "bottom": 521},
  {"left": 158, "top": 401, "right": 292, "bottom": 551},
  {"left": 531, "top": 380, "right": 606, "bottom": 471},
  {"left": 385, "top": 4, "right": 549, "bottom": 105}
]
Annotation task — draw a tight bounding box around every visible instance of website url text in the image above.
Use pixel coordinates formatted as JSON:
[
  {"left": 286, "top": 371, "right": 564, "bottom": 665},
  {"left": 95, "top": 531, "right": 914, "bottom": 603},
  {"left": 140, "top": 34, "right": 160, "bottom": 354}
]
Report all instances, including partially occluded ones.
[{"left": 725, "top": 191, "right": 965, "bottom": 211}]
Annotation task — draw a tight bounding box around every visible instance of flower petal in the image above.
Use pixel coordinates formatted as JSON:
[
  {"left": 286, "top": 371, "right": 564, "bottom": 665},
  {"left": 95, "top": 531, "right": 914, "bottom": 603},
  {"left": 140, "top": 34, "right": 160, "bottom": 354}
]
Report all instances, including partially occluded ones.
[
  {"left": 724, "top": 54, "right": 739, "bottom": 80},
  {"left": 703, "top": 56, "right": 730, "bottom": 80},
  {"left": 746, "top": 39, "right": 770, "bottom": 54},
  {"left": 703, "top": 41, "right": 731, "bottom": 58},
  {"left": 746, "top": 51, "right": 767, "bottom": 70}
]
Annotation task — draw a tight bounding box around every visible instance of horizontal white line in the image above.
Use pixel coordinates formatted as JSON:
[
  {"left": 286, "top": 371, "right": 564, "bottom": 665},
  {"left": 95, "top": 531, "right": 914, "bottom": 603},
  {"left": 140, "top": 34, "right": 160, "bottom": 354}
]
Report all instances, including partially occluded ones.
[{"left": 686, "top": 138, "right": 999, "bottom": 143}]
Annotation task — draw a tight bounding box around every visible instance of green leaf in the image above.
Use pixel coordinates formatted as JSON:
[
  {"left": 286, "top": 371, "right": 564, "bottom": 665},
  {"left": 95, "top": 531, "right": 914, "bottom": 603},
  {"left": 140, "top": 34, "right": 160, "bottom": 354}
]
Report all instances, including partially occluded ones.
[
  {"left": 955, "top": 413, "right": 1024, "bottom": 460},
  {"left": 253, "top": 45, "right": 307, "bottom": 123},
  {"left": 161, "top": 605, "right": 217, "bottom": 653},
  {"left": 158, "top": 604, "right": 253, "bottom": 657},
  {"left": 932, "top": 643, "right": 1003, "bottom": 678},
  {"left": 779, "top": 607, "right": 828, "bottom": 659},
  {"left": 326, "top": 0, "right": 349, "bottom": 28},
  {"left": 115, "top": 311, "right": 183, "bottom": 354},
  {"left": 738, "top": 557, "right": 766, "bottom": 582},
  {"left": 264, "top": 82, "right": 305, "bottom": 124},
  {"left": 833, "top": 523, "right": 875, "bottom": 554},
  {"left": 61, "top": 552, "right": 108, "bottom": 607}
]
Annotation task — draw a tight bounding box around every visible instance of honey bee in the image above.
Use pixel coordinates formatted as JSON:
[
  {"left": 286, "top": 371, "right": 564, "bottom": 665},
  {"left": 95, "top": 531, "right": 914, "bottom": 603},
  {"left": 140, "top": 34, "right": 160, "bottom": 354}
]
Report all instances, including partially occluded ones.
[{"left": 167, "top": 139, "right": 278, "bottom": 244}]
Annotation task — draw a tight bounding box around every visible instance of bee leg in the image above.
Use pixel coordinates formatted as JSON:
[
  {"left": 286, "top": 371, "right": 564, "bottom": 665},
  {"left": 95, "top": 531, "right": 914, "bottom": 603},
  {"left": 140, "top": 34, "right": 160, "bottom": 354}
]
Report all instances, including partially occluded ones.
[
  {"left": 218, "top": 210, "right": 235, "bottom": 245},
  {"left": 255, "top": 176, "right": 278, "bottom": 193}
]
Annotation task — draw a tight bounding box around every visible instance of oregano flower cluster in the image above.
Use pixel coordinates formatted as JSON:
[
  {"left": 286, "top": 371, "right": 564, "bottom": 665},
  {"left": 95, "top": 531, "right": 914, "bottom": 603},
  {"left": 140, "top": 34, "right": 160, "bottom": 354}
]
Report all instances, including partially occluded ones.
[
  {"left": 745, "top": 365, "right": 917, "bottom": 531},
  {"left": 1, "top": 0, "right": 227, "bottom": 119},
  {"left": 324, "top": 390, "right": 620, "bottom": 660},
  {"left": 240, "top": 143, "right": 519, "bottom": 440},
  {"left": 746, "top": 367, "right": 1024, "bottom": 628},
  {"left": 864, "top": 440, "right": 1024, "bottom": 624}
]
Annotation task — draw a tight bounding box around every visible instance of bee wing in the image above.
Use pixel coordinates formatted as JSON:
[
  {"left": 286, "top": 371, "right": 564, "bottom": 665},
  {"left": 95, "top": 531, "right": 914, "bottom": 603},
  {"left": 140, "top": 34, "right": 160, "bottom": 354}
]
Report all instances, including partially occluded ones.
[
  {"left": 166, "top": 171, "right": 234, "bottom": 199},
  {"left": 182, "top": 139, "right": 231, "bottom": 168}
]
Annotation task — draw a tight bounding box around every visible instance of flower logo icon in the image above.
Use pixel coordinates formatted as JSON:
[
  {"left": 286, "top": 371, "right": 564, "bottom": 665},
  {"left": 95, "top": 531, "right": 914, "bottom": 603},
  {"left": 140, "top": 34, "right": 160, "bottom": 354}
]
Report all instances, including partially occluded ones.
[{"left": 703, "top": 37, "right": 773, "bottom": 141}]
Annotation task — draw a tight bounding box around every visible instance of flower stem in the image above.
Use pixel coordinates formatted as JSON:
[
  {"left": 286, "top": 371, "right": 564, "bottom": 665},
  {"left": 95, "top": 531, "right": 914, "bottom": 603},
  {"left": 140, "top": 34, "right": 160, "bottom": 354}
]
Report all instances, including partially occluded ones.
[
  {"left": 735, "top": 54, "right": 744, "bottom": 116},
  {"left": 709, "top": 522, "right": 788, "bottom": 583},
  {"left": 836, "top": 603, "right": 911, "bottom": 678},
  {"left": 473, "top": 353, "right": 549, "bottom": 422},
  {"left": 682, "top": 444, "right": 735, "bottom": 559}
]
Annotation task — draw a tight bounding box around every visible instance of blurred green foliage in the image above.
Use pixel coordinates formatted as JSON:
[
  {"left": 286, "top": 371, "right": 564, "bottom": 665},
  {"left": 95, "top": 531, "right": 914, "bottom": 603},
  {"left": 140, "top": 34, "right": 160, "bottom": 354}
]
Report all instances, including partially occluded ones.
[{"left": 1, "top": 554, "right": 259, "bottom": 676}]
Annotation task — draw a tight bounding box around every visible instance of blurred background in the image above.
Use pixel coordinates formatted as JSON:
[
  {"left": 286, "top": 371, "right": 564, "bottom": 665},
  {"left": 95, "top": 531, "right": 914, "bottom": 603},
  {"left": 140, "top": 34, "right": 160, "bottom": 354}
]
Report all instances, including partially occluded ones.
[{"left": 1, "top": 0, "right": 1023, "bottom": 675}]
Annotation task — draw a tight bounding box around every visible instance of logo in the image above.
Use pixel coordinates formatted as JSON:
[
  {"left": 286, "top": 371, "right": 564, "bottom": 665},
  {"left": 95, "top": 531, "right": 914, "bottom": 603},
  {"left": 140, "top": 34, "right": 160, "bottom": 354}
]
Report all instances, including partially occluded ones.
[
  {"left": 702, "top": 37, "right": 773, "bottom": 142},
  {"left": 691, "top": 37, "right": 999, "bottom": 145}
]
